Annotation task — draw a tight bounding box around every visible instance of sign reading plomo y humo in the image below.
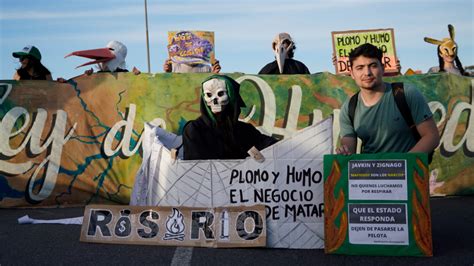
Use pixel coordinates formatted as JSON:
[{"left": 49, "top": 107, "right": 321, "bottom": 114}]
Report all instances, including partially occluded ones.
[{"left": 332, "top": 28, "right": 398, "bottom": 75}]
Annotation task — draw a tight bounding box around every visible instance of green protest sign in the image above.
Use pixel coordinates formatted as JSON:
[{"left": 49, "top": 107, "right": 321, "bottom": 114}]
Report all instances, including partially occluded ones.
[
  {"left": 323, "top": 153, "right": 432, "bottom": 256},
  {"left": 331, "top": 28, "right": 398, "bottom": 74}
]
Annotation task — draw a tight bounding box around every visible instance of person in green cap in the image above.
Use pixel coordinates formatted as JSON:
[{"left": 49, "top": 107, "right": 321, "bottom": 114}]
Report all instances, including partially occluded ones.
[
  {"left": 182, "top": 75, "right": 277, "bottom": 160},
  {"left": 12, "top": 45, "right": 53, "bottom": 81}
]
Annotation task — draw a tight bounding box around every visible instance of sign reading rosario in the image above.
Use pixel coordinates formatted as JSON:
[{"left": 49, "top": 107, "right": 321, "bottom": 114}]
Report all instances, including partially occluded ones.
[{"left": 81, "top": 204, "right": 266, "bottom": 248}]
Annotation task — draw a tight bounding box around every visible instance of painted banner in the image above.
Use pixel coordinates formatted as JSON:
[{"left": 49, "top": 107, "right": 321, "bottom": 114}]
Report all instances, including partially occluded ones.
[
  {"left": 130, "top": 118, "right": 332, "bottom": 249},
  {"left": 332, "top": 28, "right": 397, "bottom": 74},
  {"left": 0, "top": 73, "right": 472, "bottom": 210},
  {"left": 80, "top": 204, "right": 266, "bottom": 247},
  {"left": 323, "top": 153, "right": 432, "bottom": 256},
  {"left": 167, "top": 31, "right": 215, "bottom": 65}
]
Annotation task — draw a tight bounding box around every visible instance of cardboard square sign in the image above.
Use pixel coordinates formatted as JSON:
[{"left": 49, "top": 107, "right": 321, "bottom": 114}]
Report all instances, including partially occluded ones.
[
  {"left": 331, "top": 28, "right": 398, "bottom": 75},
  {"left": 81, "top": 204, "right": 266, "bottom": 248}
]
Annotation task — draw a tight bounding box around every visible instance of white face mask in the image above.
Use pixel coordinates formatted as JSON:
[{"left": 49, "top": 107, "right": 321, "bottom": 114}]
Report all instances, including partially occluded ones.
[{"left": 203, "top": 79, "right": 229, "bottom": 113}]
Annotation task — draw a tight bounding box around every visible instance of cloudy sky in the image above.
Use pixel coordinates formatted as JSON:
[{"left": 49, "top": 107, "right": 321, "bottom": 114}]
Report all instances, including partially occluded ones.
[{"left": 0, "top": 0, "right": 472, "bottom": 79}]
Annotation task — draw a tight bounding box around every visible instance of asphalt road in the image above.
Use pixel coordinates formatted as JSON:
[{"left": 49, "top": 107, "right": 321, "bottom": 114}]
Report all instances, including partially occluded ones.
[{"left": 1, "top": 196, "right": 473, "bottom": 265}]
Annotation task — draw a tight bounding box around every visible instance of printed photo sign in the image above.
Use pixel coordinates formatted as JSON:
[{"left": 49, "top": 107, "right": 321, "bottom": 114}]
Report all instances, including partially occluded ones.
[
  {"left": 323, "top": 153, "right": 433, "bottom": 256},
  {"left": 331, "top": 28, "right": 398, "bottom": 74},
  {"left": 167, "top": 31, "right": 215, "bottom": 65},
  {"left": 80, "top": 204, "right": 266, "bottom": 248}
]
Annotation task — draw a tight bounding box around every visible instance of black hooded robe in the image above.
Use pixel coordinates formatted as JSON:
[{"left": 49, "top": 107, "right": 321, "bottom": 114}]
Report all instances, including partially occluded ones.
[
  {"left": 258, "top": 59, "right": 310, "bottom": 74},
  {"left": 183, "top": 75, "right": 277, "bottom": 160},
  {"left": 183, "top": 117, "right": 277, "bottom": 160}
]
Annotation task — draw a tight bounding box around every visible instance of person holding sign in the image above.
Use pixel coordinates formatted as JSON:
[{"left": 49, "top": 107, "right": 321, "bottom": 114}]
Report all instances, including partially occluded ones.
[
  {"left": 336, "top": 44, "right": 439, "bottom": 156},
  {"left": 163, "top": 58, "right": 221, "bottom": 73},
  {"left": 259, "top": 33, "right": 310, "bottom": 74},
  {"left": 182, "top": 75, "right": 277, "bottom": 160}
]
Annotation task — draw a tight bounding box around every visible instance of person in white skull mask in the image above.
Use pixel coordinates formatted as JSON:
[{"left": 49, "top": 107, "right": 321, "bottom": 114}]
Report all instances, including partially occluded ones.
[
  {"left": 59, "top": 41, "right": 140, "bottom": 81},
  {"left": 259, "top": 32, "right": 310, "bottom": 74},
  {"left": 182, "top": 75, "right": 277, "bottom": 160}
]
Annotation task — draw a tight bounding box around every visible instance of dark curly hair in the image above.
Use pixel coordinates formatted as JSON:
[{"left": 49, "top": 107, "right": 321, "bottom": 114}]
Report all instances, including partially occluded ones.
[{"left": 349, "top": 43, "right": 383, "bottom": 66}]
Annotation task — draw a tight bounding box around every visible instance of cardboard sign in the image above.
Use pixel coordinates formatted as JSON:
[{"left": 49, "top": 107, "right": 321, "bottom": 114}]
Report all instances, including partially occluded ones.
[
  {"left": 323, "top": 153, "right": 433, "bottom": 256},
  {"left": 131, "top": 117, "right": 333, "bottom": 249},
  {"left": 80, "top": 204, "right": 266, "bottom": 248},
  {"left": 331, "top": 28, "right": 398, "bottom": 74},
  {"left": 167, "top": 31, "right": 215, "bottom": 65}
]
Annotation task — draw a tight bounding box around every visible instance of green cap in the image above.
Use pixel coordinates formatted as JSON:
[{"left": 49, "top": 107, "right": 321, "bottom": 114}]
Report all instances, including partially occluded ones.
[{"left": 12, "top": 45, "right": 42, "bottom": 61}]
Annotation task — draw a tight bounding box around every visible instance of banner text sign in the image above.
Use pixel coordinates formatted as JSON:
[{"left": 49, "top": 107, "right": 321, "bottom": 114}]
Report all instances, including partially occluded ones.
[
  {"left": 324, "top": 153, "right": 433, "bottom": 256},
  {"left": 80, "top": 204, "right": 266, "bottom": 248},
  {"left": 332, "top": 28, "right": 398, "bottom": 74}
]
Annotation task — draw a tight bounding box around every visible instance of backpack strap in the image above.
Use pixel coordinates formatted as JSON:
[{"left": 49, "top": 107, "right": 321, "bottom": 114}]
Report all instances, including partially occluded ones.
[
  {"left": 392, "top": 82, "right": 433, "bottom": 163},
  {"left": 391, "top": 82, "right": 421, "bottom": 141},
  {"left": 348, "top": 91, "right": 359, "bottom": 129}
]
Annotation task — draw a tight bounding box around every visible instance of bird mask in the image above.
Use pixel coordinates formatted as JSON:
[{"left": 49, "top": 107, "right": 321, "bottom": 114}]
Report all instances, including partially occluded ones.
[
  {"left": 272, "top": 33, "right": 294, "bottom": 74},
  {"left": 65, "top": 40, "right": 127, "bottom": 71}
]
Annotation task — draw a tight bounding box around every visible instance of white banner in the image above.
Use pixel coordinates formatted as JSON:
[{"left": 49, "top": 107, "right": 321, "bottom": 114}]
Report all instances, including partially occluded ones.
[{"left": 131, "top": 117, "right": 333, "bottom": 249}]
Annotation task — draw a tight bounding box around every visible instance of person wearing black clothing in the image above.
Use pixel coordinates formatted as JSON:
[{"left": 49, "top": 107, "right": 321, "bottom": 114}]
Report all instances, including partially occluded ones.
[
  {"left": 259, "top": 58, "right": 310, "bottom": 75},
  {"left": 12, "top": 45, "right": 52, "bottom": 81},
  {"left": 183, "top": 75, "right": 277, "bottom": 160},
  {"left": 258, "top": 33, "right": 310, "bottom": 75}
]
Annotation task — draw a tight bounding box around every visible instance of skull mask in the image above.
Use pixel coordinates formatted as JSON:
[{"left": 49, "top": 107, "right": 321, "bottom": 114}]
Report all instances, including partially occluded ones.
[
  {"left": 272, "top": 33, "right": 294, "bottom": 74},
  {"left": 203, "top": 78, "right": 229, "bottom": 113}
]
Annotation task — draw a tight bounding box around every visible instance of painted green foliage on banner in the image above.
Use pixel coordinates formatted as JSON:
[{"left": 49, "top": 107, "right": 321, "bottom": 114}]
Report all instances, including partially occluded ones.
[
  {"left": 0, "top": 72, "right": 472, "bottom": 207},
  {"left": 323, "top": 153, "right": 432, "bottom": 256}
]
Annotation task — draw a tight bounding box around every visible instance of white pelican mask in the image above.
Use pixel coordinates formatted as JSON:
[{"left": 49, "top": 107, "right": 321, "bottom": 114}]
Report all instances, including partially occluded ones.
[{"left": 65, "top": 40, "right": 127, "bottom": 72}]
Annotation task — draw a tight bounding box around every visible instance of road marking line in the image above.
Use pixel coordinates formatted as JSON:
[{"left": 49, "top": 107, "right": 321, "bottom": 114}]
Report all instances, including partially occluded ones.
[{"left": 170, "top": 247, "right": 193, "bottom": 266}]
